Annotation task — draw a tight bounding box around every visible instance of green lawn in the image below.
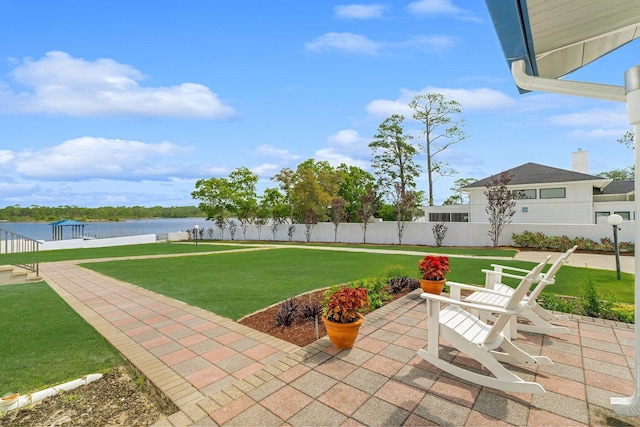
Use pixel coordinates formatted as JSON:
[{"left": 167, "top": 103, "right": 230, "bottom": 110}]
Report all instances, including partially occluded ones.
[
  {"left": 1, "top": 243, "right": 633, "bottom": 396},
  {"left": 230, "top": 241, "right": 519, "bottom": 258},
  {"left": 0, "top": 242, "right": 239, "bottom": 264},
  {"left": 0, "top": 282, "right": 122, "bottom": 394},
  {"left": 83, "top": 247, "right": 634, "bottom": 320}
]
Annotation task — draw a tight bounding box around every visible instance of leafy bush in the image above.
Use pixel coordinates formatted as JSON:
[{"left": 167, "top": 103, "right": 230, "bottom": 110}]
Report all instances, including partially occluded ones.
[
  {"left": 382, "top": 264, "right": 409, "bottom": 279},
  {"left": 275, "top": 297, "right": 298, "bottom": 326},
  {"left": 512, "top": 231, "right": 634, "bottom": 254},
  {"left": 580, "top": 280, "right": 603, "bottom": 318},
  {"left": 299, "top": 295, "right": 322, "bottom": 320},
  {"left": 609, "top": 303, "right": 635, "bottom": 323},
  {"left": 388, "top": 276, "right": 420, "bottom": 294},
  {"left": 538, "top": 293, "right": 579, "bottom": 314},
  {"left": 538, "top": 279, "right": 634, "bottom": 323}
]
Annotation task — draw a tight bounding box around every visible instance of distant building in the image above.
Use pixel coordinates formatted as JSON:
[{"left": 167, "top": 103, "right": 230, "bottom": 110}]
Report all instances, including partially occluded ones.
[{"left": 421, "top": 152, "right": 635, "bottom": 225}]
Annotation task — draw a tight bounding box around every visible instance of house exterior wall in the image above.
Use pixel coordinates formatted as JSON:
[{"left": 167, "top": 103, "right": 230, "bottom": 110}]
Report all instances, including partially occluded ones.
[{"left": 422, "top": 178, "right": 636, "bottom": 225}]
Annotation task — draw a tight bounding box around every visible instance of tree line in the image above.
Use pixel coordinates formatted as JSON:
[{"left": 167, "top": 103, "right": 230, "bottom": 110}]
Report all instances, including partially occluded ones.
[
  {"left": 192, "top": 92, "right": 470, "bottom": 244},
  {"left": 0, "top": 205, "right": 202, "bottom": 222}
]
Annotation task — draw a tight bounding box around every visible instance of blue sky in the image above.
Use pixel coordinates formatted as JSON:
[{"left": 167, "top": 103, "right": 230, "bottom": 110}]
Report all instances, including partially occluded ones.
[{"left": 0, "top": 0, "right": 636, "bottom": 208}]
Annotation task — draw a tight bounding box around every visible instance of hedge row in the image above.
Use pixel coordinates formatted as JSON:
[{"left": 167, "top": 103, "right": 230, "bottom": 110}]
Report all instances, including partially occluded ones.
[{"left": 511, "top": 231, "right": 634, "bottom": 253}]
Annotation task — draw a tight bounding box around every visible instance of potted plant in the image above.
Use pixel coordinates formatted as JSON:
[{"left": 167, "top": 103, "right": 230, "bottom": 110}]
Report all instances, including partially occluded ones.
[
  {"left": 417, "top": 254, "right": 450, "bottom": 294},
  {"left": 322, "top": 286, "right": 370, "bottom": 349}
]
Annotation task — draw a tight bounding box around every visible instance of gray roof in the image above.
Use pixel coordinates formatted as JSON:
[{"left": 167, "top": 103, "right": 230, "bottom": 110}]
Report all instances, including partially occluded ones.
[
  {"left": 594, "top": 180, "right": 635, "bottom": 195},
  {"left": 464, "top": 162, "right": 609, "bottom": 188}
]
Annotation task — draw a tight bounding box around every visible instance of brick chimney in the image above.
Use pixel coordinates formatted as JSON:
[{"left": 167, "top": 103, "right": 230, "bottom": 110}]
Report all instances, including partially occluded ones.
[{"left": 572, "top": 150, "right": 588, "bottom": 174}]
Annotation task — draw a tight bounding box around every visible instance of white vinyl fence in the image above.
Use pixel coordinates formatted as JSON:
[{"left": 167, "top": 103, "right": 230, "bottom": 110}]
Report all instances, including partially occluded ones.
[{"left": 168, "top": 220, "right": 635, "bottom": 247}]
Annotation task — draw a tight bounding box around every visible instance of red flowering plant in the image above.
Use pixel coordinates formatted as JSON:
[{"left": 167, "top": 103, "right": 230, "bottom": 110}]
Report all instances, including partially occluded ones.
[
  {"left": 417, "top": 255, "right": 451, "bottom": 281},
  {"left": 323, "top": 286, "right": 370, "bottom": 323}
]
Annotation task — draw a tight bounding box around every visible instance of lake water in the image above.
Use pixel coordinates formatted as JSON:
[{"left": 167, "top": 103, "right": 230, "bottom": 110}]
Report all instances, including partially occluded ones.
[{"left": 0, "top": 218, "right": 212, "bottom": 242}]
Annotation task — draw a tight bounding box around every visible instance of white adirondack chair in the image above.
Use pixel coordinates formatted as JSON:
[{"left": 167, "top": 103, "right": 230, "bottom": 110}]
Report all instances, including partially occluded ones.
[
  {"left": 417, "top": 260, "right": 551, "bottom": 394},
  {"left": 448, "top": 246, "right": 576, "bottom": 337}
]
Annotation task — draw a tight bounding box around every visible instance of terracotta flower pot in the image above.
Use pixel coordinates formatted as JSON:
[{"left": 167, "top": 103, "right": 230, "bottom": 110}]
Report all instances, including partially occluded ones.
[
  {"left": 322, "top": 313, "right": 364, "bottom": 349},
  {"left": 419, "top": 279, "right": 446, "bottom": 295}
]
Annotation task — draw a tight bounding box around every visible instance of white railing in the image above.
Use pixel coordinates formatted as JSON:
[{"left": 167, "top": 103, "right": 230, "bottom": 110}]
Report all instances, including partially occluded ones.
[{"left": 0, "top": 228, "right": 40, "bottom": 275}]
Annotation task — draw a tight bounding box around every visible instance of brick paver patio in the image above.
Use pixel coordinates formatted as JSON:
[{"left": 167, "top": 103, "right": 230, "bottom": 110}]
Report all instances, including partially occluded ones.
[{"left": 39, "top": 255, "right": 639, "bottom": 426}]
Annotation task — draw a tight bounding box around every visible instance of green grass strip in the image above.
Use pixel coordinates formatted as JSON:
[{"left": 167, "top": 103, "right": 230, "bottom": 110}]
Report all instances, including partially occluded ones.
[
  {"left": 0, "top": 242, "right": 239, "bottom": 264},
  {"left": 0, "top": 282, "right": 122, "bottom": 394},
  {"left": 231, "top": 241, "right": 518, "bottom": 257},
  {"left": 83, "top": 248, "right": 633, "bottom": 320}
]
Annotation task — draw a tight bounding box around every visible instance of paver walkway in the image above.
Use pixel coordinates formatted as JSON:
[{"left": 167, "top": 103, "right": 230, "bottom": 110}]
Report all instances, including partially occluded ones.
[{"left": 37, "top": 247, "right": 639, "bottom": 426}]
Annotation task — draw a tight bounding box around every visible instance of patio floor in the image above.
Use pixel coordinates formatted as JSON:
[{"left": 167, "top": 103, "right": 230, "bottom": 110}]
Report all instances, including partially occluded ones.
[{"left": 39, "top": 257, "right": 639, "bottom": 426}]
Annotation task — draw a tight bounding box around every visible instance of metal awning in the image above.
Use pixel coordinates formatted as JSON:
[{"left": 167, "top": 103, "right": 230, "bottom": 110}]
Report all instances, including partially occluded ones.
[
  {"left": 485, "top": 0, "right": 640, "bottom": 417},
  {"left": 487, "top": 0, "right": 640, "bottom": 89}
]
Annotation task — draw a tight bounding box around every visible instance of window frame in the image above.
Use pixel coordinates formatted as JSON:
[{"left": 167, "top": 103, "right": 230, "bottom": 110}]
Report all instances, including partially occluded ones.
[{"left": 539, "top": 187, "right": 566, "bottom": 199}]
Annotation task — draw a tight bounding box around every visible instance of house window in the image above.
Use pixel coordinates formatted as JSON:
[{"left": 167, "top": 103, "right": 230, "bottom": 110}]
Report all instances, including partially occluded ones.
[
  {"left": 429, "top": 213, "right": 451, "bottom": 222},
  {"left": 513, "top": 189, "right": 536, "bottom": 199},
  {"left": 451, "top": 213, "right": 468, "bottom": 222},
  {"left": 540, "top": 188, "right": 565, "bottom": 199},
  {"left": 614, "top": 211, "right": 631, "bottom": 220},
  {"left": 595, "top": 211, "right": 610, "bottom": 223}
]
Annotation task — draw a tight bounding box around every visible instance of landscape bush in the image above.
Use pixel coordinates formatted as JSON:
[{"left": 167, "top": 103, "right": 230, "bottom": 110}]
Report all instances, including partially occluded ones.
[
  {"left": 512, "top": 231, "right": 634, "bottom": 254},
  {"left": 538, "top": 279, "right": 634, "bottom": 323}
]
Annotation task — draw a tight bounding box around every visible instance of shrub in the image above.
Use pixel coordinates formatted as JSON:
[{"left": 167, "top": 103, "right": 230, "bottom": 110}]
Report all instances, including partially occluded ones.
[
  {"left": 609, "top": 303, "right": 635, "bottom": 323},
  {"left": 388, "top": 276, "right": 420, "bottom": 294},
  {"left": 299, "top": 295, "right": 322, "bottom": 320},
  {"left": 511, "top": 231, "right": 634, "bottom": 254},
  {"left": 538, "top": 293, "right": 579, "bottom": 314},
  {"left": 432, "top": 222, "right": 448, "bottom": 247},
  {"left": 275, "top": 297, "right": 298, "bottom": 327},
  {"left": 580, "top": 279, "right": 602, "bottom": 318},
  {"left": 382, "top": 264, "right": 408, "bottom": 279}
]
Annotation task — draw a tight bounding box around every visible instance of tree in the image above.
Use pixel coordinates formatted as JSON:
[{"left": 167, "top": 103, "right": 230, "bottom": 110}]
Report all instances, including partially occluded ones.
[
  {"left": 596, "top": 166, "right": 634, "bottom": 180},
  {"left": 289, "top": 159, "right": 343, "bottom": 242},
  {"left": 484, "top": 171, "right": 516, "bottom": 247},
  {"left": 330, "top": 196, "right": 347, "bottom": 242},
  {"left": 336, "top": 164, "right": 376, "bottom": 222},
  {"left": 369, "top": 114, "right": 421, "bottom": 199},
  {"left": 191, "top": 177, "right": 233, "bottom": 223},
  {"left": 409, "top": 93, "right": 469, "bottom": 206},
  {"left": 619, "top": 130, "right": 634, "bottom": 148},
  {"left": 228, "top": 167, "right": 259, "bottom": 239},
  {"left": 260, "top": 187, "right": 288, "bottom": 240},
  {"left": 356, "top": 188, "right": 378, "bottom": 243},
  {"left": 443, "top": 177, "right": 477, "bottom": 205},
  {"left": 391, "top": 183, "right": 420, "bottom": 244}
]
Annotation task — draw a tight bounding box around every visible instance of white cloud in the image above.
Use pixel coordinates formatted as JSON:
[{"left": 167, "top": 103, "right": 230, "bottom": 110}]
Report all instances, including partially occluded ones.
[
  {"left": 316, "top": 129, "right": 371, "bottom": 168},
  {"left": 327, "top": 129, "right": 364, "bottom": 145},
  {"left": 366, "top": 86, "right": 517, "bottom": 117},
  {"left": 305, "top": 33, "right": 382, "bottom": 56},
  {"left": 314, "top": 148, "right": 370, "bottom": 169},
  {"left": 0, "top": 178, "right": 38, "bottom": 196},
  {"left": 305, "top": 32, "right": 458, "bottom": 56},
  {"left": 548, "top": 107, "right": 627, "bottom": 127},
  {"left": 366, "top": 99, "right": 412, "bottom": 117},
  {"left": 392, "top": 35, "right": 458, "bottom": 54},
  {"left": 7, "top": 137, "right": 197, "bottom": 180},
  {"left": 252, "top": 163, "right": 280, "bottom": 175},
  {"left": 1, "top": 51, "right": 237, "bottom": 119},
  {"left": 407, "top": 0, "right": 481, "bottom": 22},
  {"left": 568, "top": 128, "right": 628, "bottom": 139},
  {"left": 334, "top": 4, "right": 388, "bottom": 19},
  {"left": 0, "top": 150, "right": 14, "bottom": 165},
  {"left": 254, "top": 144, "right": 302, "bottom": 161}
]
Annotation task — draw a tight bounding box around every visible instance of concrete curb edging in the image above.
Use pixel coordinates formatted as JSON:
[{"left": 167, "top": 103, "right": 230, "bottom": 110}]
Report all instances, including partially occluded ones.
[{"left": 1, "top": 374, "right": 103, "bottom": 412}]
